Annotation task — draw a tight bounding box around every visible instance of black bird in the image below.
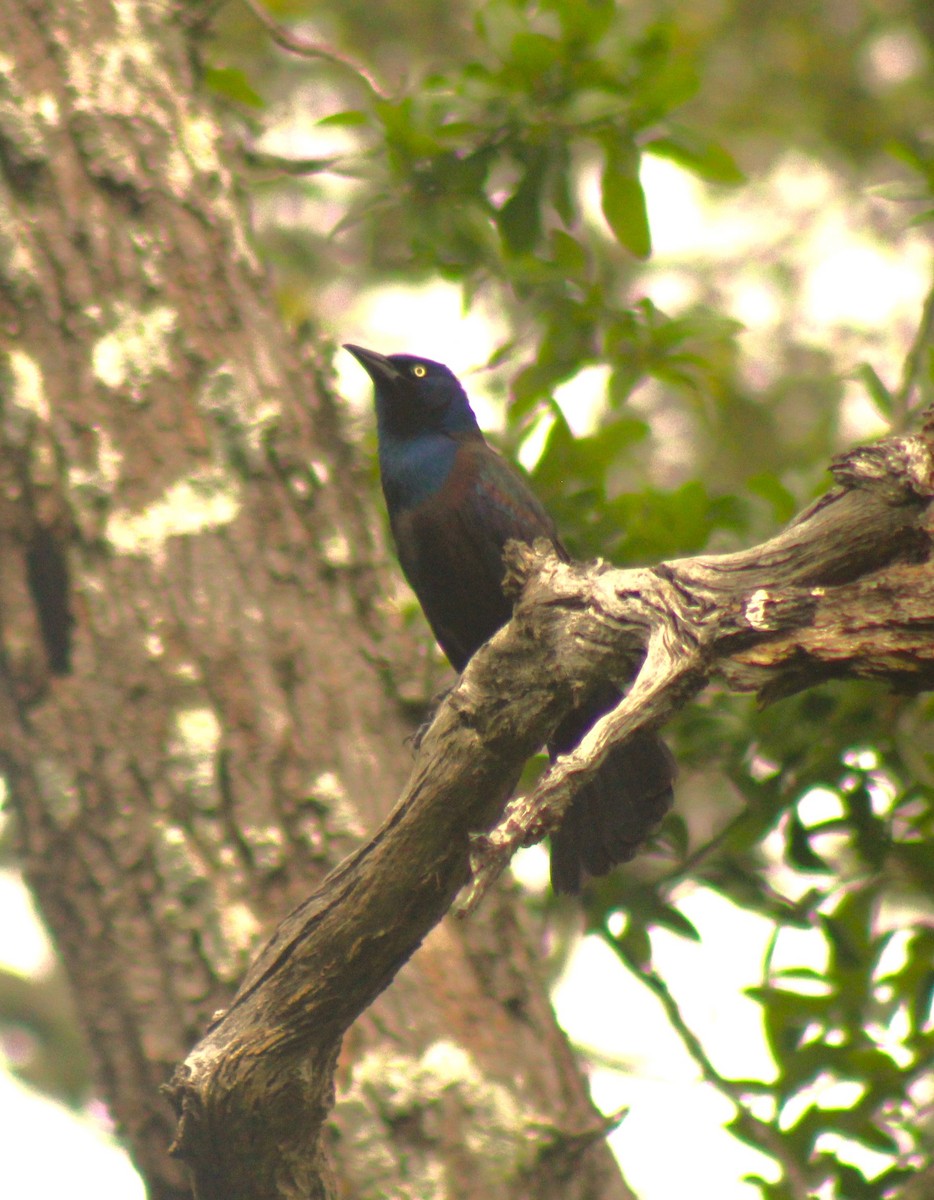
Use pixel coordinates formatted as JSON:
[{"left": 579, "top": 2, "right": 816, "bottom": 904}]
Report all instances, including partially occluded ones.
[{"left": 345, "top": 344, "right": 675, "bottom": 892}]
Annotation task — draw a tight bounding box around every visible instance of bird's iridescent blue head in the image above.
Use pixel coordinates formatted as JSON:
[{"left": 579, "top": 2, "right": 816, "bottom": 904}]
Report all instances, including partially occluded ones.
[{"left": 343, "top": 345, "right": 481, "bottom": 439}]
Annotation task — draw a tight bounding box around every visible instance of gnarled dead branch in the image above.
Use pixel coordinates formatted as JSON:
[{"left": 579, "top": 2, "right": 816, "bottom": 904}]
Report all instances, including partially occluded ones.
[{"left": 170, "top": 413, "right": 934, "bottom": 1200}]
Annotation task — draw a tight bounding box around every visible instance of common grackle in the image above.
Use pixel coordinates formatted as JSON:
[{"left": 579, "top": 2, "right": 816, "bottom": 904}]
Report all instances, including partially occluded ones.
[{"left": 345, "top": 344, "right": 675, "bottom": 893}]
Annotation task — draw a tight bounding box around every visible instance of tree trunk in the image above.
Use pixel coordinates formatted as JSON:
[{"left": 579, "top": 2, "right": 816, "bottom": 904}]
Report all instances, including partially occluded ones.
[{"left": 0, "top": 3, "right": 630, "bottom": 1198}]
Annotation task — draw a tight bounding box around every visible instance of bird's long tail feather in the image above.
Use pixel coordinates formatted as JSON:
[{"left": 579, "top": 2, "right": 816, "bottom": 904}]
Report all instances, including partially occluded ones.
[{"left": 547, "top": 700, "right": 675, "bottom": 894}]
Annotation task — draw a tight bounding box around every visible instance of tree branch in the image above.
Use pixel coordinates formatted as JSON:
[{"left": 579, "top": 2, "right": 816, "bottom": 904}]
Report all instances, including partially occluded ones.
[
  {"left": 169, "top": 413, "right": 934, "bottom": 1198},
  {"left": 240, "top": 0, "right": 385, "bottom": 99}
]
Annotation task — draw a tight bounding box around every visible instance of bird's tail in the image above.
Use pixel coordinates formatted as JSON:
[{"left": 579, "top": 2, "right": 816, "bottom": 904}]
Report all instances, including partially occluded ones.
[{"left": 547, "top": 700, "right": 675, "bottom": 895}]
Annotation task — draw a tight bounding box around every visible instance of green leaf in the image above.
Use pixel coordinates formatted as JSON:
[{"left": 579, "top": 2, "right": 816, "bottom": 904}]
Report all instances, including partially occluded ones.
[
  {"left": 746, "top": 471, "right": 798, "bottom": 524},
  {"left": 629, "top": 23, "right": 701, "bottom": 124},
  {"left": 203, "top": 67, "right": 264, "bottom": 110},
  {"left": 827, "top": 1161, "right": 875, "bottom": 1199},
  {"left": 530, "top": 410, "right": 648, "bottom": 504},
  {"left": 498, "top": 152, "right": 547, "bottom": 254},
  {"left": 660, "top": 812, "right": 690, "bottom": 858},
  {"left": 542, "top": 0, "right": 615, "bottom": 44},
  {"left": 645, "top": 129, "right": 746, "bottom": 185},
  {"left": 773, "top": 967, "right": 828, "bottom": 984},
  {"left": 649, "top": 903, "right": 701, "bottom": 941},
  {"left": 854, "top": 363, "right": 893, "bottom": 418},
  {"left": 600, "top": 145, "right": 651, "bottom": 258},
  {"left": 317, "top": 110, "right": 369, "bottom": 127},
  {"left": 846, "top": 1119, "right": 901, "bottom": 1155},
  {"left": 550, "top": 230, "right": 588, "bottom": 278},
  {"left": 508, "top": 31, "right": 561, "bottom": 76},
  {"left": 787, "top": 812, "right": 831, "bottom": 872},
  {"left": 604, "top": 480, "right": 745, "bottom": 562},
  {"left": 615, "top": 922, "right": 651, "bottom": 969}
]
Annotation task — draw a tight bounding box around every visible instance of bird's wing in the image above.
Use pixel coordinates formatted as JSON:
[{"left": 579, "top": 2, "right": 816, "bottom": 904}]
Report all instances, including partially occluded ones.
[
  {"left": 455, "top": 438, "right": 568, "bottom": 568},
  {"left": 391, "top": 437, "right": 566, "bottom": 670}
]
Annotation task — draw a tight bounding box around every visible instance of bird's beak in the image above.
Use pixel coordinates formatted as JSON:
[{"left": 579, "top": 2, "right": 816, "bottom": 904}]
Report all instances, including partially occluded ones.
[{"left": 343, "top": 344, "right": 403, "bottom": 384}]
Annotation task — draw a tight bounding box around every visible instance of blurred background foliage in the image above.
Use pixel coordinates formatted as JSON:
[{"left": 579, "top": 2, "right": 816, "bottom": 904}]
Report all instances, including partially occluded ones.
[{"left": 4, "top": 0, "right": 934, "bottom": 1197}]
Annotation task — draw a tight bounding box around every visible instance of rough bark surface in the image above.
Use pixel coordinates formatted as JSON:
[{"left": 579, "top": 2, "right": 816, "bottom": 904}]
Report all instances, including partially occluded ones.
[{"left": 0, "top": 4, "right": 631, "bottom": 1200}]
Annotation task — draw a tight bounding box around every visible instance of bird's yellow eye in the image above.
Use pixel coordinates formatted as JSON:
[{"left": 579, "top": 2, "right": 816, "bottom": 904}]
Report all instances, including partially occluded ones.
[{"left": 412, "top": 364, "right": 427, "bottom": 378}]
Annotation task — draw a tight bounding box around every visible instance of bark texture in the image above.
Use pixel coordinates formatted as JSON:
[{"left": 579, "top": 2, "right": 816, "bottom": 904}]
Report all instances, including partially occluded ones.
[{"left": 0, "top": 4, "right": 631, "bottom": 1199}]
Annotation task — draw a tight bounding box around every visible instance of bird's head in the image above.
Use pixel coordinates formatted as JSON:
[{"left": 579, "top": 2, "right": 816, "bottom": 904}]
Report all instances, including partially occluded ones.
[{"left": 344, "top": 345, "right": 481, "bottom": 438}]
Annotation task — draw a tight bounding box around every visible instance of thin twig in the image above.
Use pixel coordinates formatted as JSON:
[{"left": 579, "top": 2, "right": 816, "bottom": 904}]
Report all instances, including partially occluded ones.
[
  {"left": 613, "top": 939, "right": 732, "bottom": 1087},
  {"left": 655, "top": 804, "right": 754, "bottom": 892},
  {"left": 532, "top": 1104, "right": 630, "bottom": 1157},
  {"left": 240, "top": 0, "right": 384, "bottom": 99},
  {"left": 611, "top": 937, "right": 815, "bottom": 1199}
]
